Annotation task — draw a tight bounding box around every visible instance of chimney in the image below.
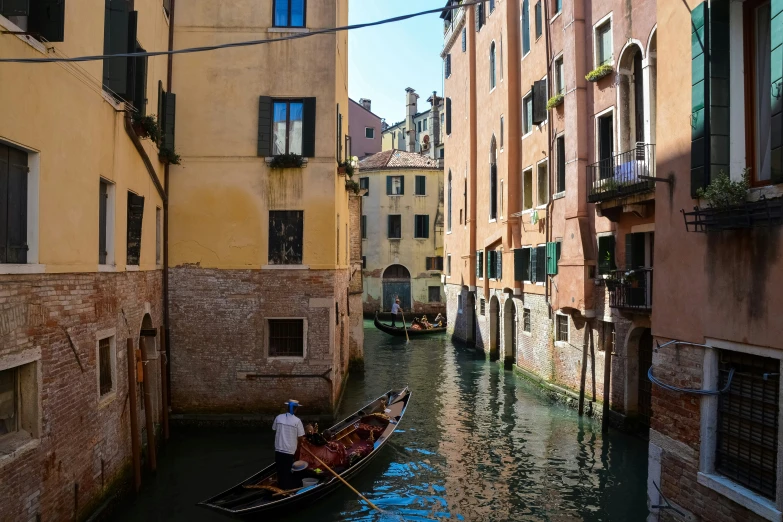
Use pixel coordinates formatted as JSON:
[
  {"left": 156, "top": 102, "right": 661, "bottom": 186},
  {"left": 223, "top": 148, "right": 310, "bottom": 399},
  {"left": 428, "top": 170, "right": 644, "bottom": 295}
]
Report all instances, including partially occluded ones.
[
  {"left": 405, "top": 88, "right": 419, "bottom": 153},
  {"left": 359, "top": 98, "right": 372, "bottom": 112},
  {"left": 428, "top": 91, "right": 441, "bottom": 159}
]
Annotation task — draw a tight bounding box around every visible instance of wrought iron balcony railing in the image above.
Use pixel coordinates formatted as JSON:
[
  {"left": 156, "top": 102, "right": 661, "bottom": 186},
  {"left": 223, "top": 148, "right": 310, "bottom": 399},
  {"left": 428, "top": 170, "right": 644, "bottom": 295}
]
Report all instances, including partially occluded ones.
[
  {"left": 588, "top": 143, "right": 656, "bottom": 203},
  {"left": 606, "top": 268, "right": 653, "bottom": 312}
]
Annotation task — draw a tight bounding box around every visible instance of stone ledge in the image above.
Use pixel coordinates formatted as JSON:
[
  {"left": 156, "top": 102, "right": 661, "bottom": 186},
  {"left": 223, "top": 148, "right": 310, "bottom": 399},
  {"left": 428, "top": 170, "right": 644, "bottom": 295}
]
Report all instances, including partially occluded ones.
[{"left": 170, "top": 412, "right": 336, "bottom": 428}]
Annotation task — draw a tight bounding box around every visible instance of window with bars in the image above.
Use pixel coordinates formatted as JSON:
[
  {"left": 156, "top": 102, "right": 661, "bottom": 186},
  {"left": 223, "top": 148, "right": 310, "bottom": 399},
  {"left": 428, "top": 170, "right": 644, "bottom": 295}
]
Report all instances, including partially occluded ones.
[
  {"left": 268, "top": 211, "right": 303, "bottom": 265},
  {"left": 268, "top": 319, "right": 305, "bottom": 357},
  {"left": 98, "top": 337, "right": 114, "bottom": 397},
  {"left": 556, "top": 314, "right": 569, "bottom": 342},
  {"left": 480, "top": 298, "right": 486, "bottom": 316},
  {"left": 716, "top": 351, "right": 780, "bottom": 500},
  {"left": 523, "top": 309, "right": 531, "bottom": 333}
]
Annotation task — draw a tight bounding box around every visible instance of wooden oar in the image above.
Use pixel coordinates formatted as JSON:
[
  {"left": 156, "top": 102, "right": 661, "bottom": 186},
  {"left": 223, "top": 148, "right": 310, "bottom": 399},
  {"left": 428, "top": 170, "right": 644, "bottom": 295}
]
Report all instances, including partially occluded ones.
[
  {"left": 399, "top": 310, "right": 410, "bottom": 342},
  {"left": 301, "top": 446, "right": 383, "bottom": 513}
]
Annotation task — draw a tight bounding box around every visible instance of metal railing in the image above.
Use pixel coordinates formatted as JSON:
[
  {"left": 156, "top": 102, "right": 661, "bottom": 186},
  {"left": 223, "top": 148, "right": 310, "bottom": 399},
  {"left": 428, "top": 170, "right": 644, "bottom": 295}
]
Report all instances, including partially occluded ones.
[
  {"left": 606, "top": 268, "right": 653, "bottom": 312},
  {"left": 588, "top": 143, "right": 656, "bottom": 203},
  {"left": 443, "top": 2, "right": 465, "bottom": 35}
]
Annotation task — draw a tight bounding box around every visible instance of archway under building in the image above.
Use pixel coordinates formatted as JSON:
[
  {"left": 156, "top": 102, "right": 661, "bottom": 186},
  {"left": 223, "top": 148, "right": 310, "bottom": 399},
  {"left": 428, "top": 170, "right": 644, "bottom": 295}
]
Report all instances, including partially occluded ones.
[
  {"left": 382, "top": 264, "right": 411, "bottom": 312},
  {"left": 502, "top": 298, "right": 517, "bottom": 369},
  {"left": 489, "top": 296, "right": 500, "bottom": 361}
]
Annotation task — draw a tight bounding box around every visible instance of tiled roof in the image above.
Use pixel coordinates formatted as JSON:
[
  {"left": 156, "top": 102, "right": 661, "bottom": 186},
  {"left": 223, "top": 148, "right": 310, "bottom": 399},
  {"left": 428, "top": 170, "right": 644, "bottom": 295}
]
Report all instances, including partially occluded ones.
[{"left": 359, "top": 149, "right": 440, "bottom": 171}]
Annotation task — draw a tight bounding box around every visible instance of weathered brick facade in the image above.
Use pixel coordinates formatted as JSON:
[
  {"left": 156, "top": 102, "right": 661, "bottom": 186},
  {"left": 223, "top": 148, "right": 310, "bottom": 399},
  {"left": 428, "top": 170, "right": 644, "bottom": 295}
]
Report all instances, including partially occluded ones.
[
  {"left": 168, "top": 267, "right": 352, "bottom": 415},
  {"left": 0, "top": 271, "right": 163, "bottom": 522}
]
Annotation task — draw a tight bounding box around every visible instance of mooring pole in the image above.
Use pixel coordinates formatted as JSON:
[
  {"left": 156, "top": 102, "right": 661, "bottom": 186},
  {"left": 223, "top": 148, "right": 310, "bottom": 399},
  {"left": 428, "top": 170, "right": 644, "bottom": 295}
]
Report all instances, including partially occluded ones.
[
  {"left": 141, "top": 344, "right": 157, "bottom": 472},
  {"left": 602, "top": 346, "right": 612, "bottom": 432},
  {"left": 159, "top": 326, "right": 170, "bottom": 441},
  {"left": 127, "top": 339, "right": 141, "bottom": 492},
  {"left": 578, "top": 332, "right": 588, "bottom": 416}
]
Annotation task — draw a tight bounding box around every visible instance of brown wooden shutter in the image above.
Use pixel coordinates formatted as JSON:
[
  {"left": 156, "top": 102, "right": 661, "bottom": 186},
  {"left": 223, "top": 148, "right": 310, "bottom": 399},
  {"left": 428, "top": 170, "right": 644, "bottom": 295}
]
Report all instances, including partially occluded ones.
[
  {"left": 132, "top": 44, "right": 148, "bottom": 115},
  {"left": 29, "top": 0, "right": 66, "bottom": 42},
  {"left": 302, "top": 97, "right": 317, "bottom": 157},
  {"left": 126, "top": 192, "right": 145, "bottom": 265},
  {"left": 257, "top": 96, "right": 272, "bottom": 157},
  {"left": 161, "top": 91, "right": 176, "bottom": 151},
  {"left": 532, "top": 80, "right": 547, "bottom": 124}
]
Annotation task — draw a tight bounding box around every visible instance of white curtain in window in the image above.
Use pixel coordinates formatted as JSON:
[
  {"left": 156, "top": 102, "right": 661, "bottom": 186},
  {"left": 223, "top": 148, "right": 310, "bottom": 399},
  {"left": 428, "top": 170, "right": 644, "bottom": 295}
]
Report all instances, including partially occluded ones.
[
  {"left": 757, "top": 3, "right": 772, "bottom": 181},
  {"left": 273, "top": 102, "right": 288, "bottom": 155},
  {"left": 289, "top": 102, "right": 303, "bottom": 155}
]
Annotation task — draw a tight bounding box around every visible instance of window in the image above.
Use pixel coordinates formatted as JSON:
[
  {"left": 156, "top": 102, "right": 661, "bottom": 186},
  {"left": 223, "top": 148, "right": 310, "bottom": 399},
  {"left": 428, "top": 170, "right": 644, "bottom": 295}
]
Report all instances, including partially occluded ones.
[
  {"left": 99, "top": 180, "right": 110, "bottom": 265},
  {"left": 476, "top": 0, "right": 485, "bottom": 31},
  {"left": 0, "top": 367, "right": 18, "bottom": 436},
  {"left": 274, "top": 0, "right": 305, "bottom": 27},
  {"left": 425, "top": 257, "right": 443, "bottom": 271},
  {"left": 362, "top": 256, "right": 366, "bottom": 268},
  {"left": 361, "top": 215, "right": 367, "bottom": 239},
  {"left": 273, "top": 100, "right": 304, "bottom": 155},
  {"left": 716, "top": 350, "right": 780, "bottom": 499},
  {"left": 414, "top": 215, "right": 430, "bottom": 239},
  {"left": 597, "top": 112, "right": 614, "bottom": 179},
  {"left": 480, "top": 298, "right": 486, "bottom": 315},
  {"left": 597, "top": 235, "right": 616, "bottom": 275},
  {"left": 535, "top": 245, "right": 546, "bottom": 283},
  {"left": 0, "top": 144, "right": 29, "bottom": 264},
  {"left": 489, "top": 0, "right": 495, "bottom": 13},
  {"left": 155, "top": 207, "right": 162, "bottom": 265},
  {"left": 423, "top": 119, "right": 428, "bottom": 132},
  {"left": 429, "top": 287, "right": 441, "bottom": 303},
  {"left": 462, "top": 27, "right": 467, "bottom": 52},
  {"left": 500, "top": 179, "right": 504, "bottom": 218},
  {"left": 447, "top": 254, "right": 452, "bottom": 276},
  {"left": 126, "top": 192, "right": 144, "bottom": 266},
  {"left": 500, "top": 116, "right": 505, "bottom": 148},
  {"left": 522, "top": 0, "right": 531, "bottom": 56},
  {"left": 445, "top": 53, "right": 452, "bottom": 78},
  {"left": 446, "top": 97, "right": 452, "bottom": 135},
  {"left": 518, "top": 246, "right": 532, "bottom": 282},
  {"left": 535, "top": 1, "right": 542, "bottom": 39},
  {"left": 523, "top": 308, "right": 531, "bottom": 332},
  {"left": 268, "top": 211, "right": 303, "bottom": 265},
  {"left": 556, "top": 314, "right": 569, "bottom": 342},
  {"left": 489, "top": 163, "right": 498, "bottom": 220},
  {"left": 490, "top": 42, "right": 497, "bottom": 90},
  {"left": 0, "top": 359, "right": 38, "bottom": 441},
  {"left": 556, "top": 135, "right": 566, "bottom": 193},
  {"left": 98, "top": 336, "right": 115, "bottom": 397},
  {"left": 458, "top": 294, "right": 463, "bottom": 314},
  {"left": 476, "top": 250, "right": 484, "bottom": 279},
  {"left": 555, "top": 56, "right": 565, "bottom": 95},
  {"left": 522, "top": 94, "right": 533, "bottom": 134},
  {"left": 0, "top": 0, "right": 65, "bottom": 42},
  {"left": 447, "top": 171, "right": 452, "bottom": 232},
  {"left": 365, "top": 127, "right": 375, "bottom": 139},
  {"left": 388, "top": 215, "right": 402, "bottom": 239},
  {"left": 523, "top": 168, "right": 533, "bottom": 210},
  {"left": 418, "top": 121, "right": 422, "bottom": 133},
  {"left": 268, "top": 319, "right": 305, "bottom": 357},
  {"left": 595, "top": 19, "right": 612, "bottom": 66},
  {"left": 387, "top": 175, "right": 404, "bottom": 195},
  {"left": 554, "top": 0, "right": 562, "bottom": 15},
  {"left": 487, "top": 250, "right": 502, "bottom": 280},
  {"left": 359, "top": 176, "right": 369, "bottom": 195},
  {"left": 537, "top": 161, "right": 548, "bottom": 206},
  {"left": 415, "top": 175, "right": 427, "bottom": 196}
]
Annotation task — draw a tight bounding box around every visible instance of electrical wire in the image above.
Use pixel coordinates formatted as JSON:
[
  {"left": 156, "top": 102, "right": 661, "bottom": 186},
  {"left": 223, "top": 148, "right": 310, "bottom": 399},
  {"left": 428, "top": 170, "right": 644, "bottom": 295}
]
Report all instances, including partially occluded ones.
[{"left": 0, "top": 0, "right": 483, "bottom": 64}]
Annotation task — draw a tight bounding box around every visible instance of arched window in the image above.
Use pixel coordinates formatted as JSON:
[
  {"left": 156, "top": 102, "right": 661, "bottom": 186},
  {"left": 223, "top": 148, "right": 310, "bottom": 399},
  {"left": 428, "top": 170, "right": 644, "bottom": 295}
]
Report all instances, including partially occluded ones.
[
  {"left": 489, "top": 42, "right": 497, "bottom": 90},
  {"left": 489, "top": 136, "right": 498, "bottom": 220},
  {"left": 447, "top": 171, "right": 453, "bottom": 232}
]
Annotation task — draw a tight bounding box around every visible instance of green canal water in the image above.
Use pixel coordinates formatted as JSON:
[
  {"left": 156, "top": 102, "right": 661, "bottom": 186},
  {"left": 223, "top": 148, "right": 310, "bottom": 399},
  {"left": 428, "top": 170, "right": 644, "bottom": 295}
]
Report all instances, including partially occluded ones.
[{"left": 110, "top": 321, "right": 649, "bottom": 521}]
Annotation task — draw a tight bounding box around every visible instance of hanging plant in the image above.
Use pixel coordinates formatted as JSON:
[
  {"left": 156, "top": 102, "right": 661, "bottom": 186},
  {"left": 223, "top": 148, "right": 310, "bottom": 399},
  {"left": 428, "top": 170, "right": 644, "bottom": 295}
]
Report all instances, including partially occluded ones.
[
  {"left": 546, "top": 93, "right": 564, "bottom": 110},
  {"left": 338, "top": 156, "right": 359, "bottom": 177},
  {"left": 158, "top": 146, "right": 181, "bottom": 165},
  {"left": 269, "top": 153, "right": 305, "bottom": 169},
  {"left": 131, "top": 113, "right": 161, "bottom": 142},
  {"left": 585, "top": 64, "right": 613, "bottom": 82}
]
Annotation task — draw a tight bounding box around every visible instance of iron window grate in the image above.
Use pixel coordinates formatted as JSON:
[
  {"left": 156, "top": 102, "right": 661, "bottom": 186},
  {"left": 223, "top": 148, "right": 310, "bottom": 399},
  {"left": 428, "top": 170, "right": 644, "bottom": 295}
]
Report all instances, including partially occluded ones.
[
  {"left": 269, "top": 320, "right": 304, "bottom": 357},
  {"left": 716, "top": 351, "right": 779, "bottom": 500},
  {"left": 523, "top": 308, "right": 531, "bottom": 333},
  {"left": 99, "top": 338, "right": 113, "bottom": 396},
  {"left": 556, "top": 315, "right": 568, "bottom": 342}
]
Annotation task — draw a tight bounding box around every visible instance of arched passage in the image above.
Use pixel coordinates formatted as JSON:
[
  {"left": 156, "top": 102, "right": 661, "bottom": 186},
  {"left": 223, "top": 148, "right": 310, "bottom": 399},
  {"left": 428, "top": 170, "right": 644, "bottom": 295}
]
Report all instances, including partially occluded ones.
[
  {"left": 503, "top": 298, "right": 516, "bottom": 368},
  {"left": 382, "top": 264, "right": 411, "bottom": 312},
  {"left": 489, "top": 296, "right": 500, "bottom": 361}
]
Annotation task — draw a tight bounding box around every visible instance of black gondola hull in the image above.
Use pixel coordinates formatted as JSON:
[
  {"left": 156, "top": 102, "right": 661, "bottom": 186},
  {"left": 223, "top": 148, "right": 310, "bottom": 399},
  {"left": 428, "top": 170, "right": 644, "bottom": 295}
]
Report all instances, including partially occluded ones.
[{"left": 373, "top": 312, "right": 446, "bottom": 337}]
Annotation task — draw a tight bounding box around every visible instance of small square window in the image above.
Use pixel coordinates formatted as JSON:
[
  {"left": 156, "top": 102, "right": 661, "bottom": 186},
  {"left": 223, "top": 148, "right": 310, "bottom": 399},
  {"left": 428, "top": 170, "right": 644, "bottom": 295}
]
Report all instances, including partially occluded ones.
[
  {"left": 365, "top": 127, "right": 375, "bottom": 139},
  {"left": 359, "top": 177, "right": 369, "bottom": 196},
  {"left": 556, "top": 314, "right": 569, "bottom": 342},
  {"left": 522, "top": 94, "right": 533, "bottom": 135},
  {"left": 523, "top": 308, "right": 531, "bottom": 332},
  {"left": 428, "top": 286, "right": 441, "bottom": 303},
  {"left": 387, "top": 176, "right": 404, "bottom": 195},
  {"left": 269, "top": 319, "right": 305, "bottom": 357},
  {"left": 274, "top": 0, "right": 306, "bottom": 28}
]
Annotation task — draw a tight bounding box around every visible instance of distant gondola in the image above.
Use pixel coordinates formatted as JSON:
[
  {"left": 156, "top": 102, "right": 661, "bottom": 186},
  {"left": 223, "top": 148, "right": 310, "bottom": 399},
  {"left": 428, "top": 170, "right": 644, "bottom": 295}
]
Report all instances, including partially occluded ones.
[
  {"left": 198, "top": 388, "right": 411, "bottom": 518},
  {"left": 373, "top": 312, "right": 447, "bottom": 337}
]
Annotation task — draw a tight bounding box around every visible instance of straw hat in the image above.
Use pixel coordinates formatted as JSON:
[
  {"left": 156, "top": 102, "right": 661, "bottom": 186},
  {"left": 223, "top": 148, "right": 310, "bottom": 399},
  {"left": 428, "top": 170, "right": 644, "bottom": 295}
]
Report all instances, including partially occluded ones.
[{"left": 284, "top": 399, "right": 302, "bottom": 407}]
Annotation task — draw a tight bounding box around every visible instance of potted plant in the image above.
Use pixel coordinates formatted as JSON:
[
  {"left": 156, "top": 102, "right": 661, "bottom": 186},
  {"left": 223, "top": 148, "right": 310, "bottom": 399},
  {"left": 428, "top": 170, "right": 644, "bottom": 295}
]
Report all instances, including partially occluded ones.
[
  {"left": 345, "top": 179, "right": 361, "bottom": 194},
  {"left": 696, "top": 169, "right": 750, "bottom": 209},
  {"left": 585, "top": 64, "right": 613, "bottom": 82},
  {"left": 546, "top": 93, "right": 564, "bottom": 110},
  {"left": 338, "top": 156, "right": 359, "bottom": 177},
  {"left": 269, "top": 153, "right": 305, "bottom": 169},
  {"left": 158, "top": 146, "right": 181, "bottom": 165},
  {"left": 131, "top": 113, "right": 161, "bottom": 142}
]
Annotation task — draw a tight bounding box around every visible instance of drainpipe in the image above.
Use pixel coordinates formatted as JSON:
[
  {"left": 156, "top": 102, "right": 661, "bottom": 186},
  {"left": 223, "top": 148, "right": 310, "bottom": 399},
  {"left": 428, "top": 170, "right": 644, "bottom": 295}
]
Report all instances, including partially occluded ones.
[
  {"left": 468, "top": 5, "right": 477, "bottom": 291},
  {"left": 544, "top": 0, "right": 554, "bottom": 318},
  {"left": 163, "top": 0, "right": 175, "bottom": 407},
  {"left": 505, "top": 0, "right": 521, "bottom": 287}
]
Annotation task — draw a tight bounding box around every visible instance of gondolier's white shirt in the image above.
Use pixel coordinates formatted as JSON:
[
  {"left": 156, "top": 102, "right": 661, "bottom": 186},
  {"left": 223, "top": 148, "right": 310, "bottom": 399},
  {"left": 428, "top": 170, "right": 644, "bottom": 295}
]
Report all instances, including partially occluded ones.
[
  {"left": 272, "top": 413, "right": 305, "bottom": 455},
  {"left": 391, "top": 303, "right": 401, "bottom": 315}
]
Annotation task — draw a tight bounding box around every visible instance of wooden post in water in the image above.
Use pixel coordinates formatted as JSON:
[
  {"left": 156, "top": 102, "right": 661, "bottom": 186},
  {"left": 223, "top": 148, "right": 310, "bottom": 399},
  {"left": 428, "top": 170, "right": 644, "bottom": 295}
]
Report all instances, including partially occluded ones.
[
  {"left": 578, "top": 332, "right": 588, "bottom": 416},
  {"left": 141, "top": 340, "right": 157, "bottom": 472},
  {"left": 602, "top": 347, "right": 612, "bottom": 433},
  {"left": 127, "top": 339, "right": 142, "bottom": 492},
  {"left": 159, "top": 326, "right": 170, "bottom": 441}
]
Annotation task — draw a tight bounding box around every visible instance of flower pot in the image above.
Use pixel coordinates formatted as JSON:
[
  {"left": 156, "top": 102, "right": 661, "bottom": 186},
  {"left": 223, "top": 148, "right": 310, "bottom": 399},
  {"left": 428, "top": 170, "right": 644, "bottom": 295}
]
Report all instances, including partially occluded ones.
[
  {"left": 338, "top": 166, "right": 347, "bottom": 174},
  {"left": 132, "top": 122, "right": 149, "bottom": 138}
]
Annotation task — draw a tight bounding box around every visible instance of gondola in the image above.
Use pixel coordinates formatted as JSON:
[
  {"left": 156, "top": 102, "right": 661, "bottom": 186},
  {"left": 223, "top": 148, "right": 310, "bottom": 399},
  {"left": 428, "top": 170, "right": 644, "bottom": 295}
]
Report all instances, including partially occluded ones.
[
  {"left": 373, "top": 312, "right": 447, "bottom": 337},
  {"left": 198, "top": 388, "right": 411, "bottom": 518}
]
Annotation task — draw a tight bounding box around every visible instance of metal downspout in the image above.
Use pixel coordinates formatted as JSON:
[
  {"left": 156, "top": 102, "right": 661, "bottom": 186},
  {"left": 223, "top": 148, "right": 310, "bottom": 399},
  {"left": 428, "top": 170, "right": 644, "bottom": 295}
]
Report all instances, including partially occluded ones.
[{"left": 163, "top": 0, "right": 175, "bottom": 406}]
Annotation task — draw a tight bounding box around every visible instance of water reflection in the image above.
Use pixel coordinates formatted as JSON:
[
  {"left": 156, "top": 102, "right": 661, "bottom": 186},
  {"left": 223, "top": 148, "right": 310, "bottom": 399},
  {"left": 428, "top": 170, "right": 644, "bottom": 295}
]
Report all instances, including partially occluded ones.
[{"left": 110, "top": 322, "right": 648, "bottom": 522}]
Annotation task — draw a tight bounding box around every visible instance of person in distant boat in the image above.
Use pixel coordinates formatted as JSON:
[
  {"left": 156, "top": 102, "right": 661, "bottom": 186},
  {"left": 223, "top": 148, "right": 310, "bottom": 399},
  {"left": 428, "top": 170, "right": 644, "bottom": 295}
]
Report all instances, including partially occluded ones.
[
  {"left": 434, "top": 313, "right": 446, "bottom": 327},
  {"left": 390, "top": 298, "right": 402, "bottom": 327},
  {"left": 420, "top": 315, "right": 432, "bottom": 329},
  {"left": 273, "top": 399, "right": 305, "bottom": 489},
  {"left": 410, "top": 317, "right": 423, "bottom": 330}
]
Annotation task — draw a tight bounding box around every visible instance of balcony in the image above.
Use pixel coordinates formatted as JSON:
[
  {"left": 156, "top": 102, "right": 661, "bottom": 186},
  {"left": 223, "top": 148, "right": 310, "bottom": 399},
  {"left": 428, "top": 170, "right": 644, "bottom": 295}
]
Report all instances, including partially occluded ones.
[
  {"left": 588, "top": 144, "right": 656, "bottom": 204},
  {"left": 606, "top": 268, "right": 653, "bottom": 312},
  {"left": 442, "top": 1, "right": 464, "bottom": 38},
  {"left": 682, "top": 197, "right": 783, "bottom": 232}
]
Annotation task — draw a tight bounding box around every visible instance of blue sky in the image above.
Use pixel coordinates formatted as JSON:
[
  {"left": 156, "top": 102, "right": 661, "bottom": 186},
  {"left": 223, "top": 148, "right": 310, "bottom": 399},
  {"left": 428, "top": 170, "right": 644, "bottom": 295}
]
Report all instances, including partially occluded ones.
[{"left": 348, "top": 1, "right": 446, "bottom": 126}]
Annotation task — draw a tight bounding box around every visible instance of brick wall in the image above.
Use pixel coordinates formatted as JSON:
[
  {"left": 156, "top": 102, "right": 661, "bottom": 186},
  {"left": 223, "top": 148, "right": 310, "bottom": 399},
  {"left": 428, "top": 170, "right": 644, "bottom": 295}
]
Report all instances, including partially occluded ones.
[
  {"left": 0, "top": 271, "right": 162, "bottom": 522},
  {"left": 168, "top": 267, "right": 352, "bottom": 415}
]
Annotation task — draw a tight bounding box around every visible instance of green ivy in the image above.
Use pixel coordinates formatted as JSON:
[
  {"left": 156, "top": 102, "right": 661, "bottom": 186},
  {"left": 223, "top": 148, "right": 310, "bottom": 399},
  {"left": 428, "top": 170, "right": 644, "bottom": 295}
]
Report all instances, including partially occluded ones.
[
  {"left": 546, "top": 93, "right": 564, "bottom": 110},
  {"left": 696, "top": 169, "right": 750, "bottom": 208},
  {"left": 585, "top": 64, "right": 613, "bottom": 82},
  {"left": 158, "top": 147, "right": 181, "bottom": 165}
]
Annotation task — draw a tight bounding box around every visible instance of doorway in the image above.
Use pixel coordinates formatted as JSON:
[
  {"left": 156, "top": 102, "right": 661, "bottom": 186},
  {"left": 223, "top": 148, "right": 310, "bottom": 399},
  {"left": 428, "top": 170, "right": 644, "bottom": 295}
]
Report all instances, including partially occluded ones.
[
  {"left": 382, "top": 264, "right": 411, "bottom": 312},
  {"left": 466, "top": 292, "right": 476, "bottom": 346},
  {"left": 489, "top": 296, "right": 500, "bottom": 361},
  {"left": 503, "top": 298, "right": 517, "bottom": 369}
]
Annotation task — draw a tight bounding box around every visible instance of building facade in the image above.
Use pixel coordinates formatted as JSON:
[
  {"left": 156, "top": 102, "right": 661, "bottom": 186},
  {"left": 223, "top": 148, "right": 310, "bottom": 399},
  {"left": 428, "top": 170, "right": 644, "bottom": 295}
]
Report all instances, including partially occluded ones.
[
  {"left": 168, "top": 0, "right": 357, "bottom": 416},
  {"left": 382, "top": 88, "right": 446, "bottom": 162},
  {"left": 359, "top": 150, "right": 445, "bottom": 315},
  {"left": 0, "top": 0, "right": 169, "bottom": 519},
  {"left": 349, "top": 98, "right": 383, "bottom": 158},
  {"left": 440, "top": 0, "right": 657, "bottom": 447},
  {"left": 649, "top": 1, "right": 783, "bottom": 521}
]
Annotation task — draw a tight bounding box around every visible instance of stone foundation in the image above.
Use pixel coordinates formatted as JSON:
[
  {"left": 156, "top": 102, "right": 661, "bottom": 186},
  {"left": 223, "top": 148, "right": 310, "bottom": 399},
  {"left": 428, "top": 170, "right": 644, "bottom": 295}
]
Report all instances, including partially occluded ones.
[{"left": 0, "top": 271, "right": 163, "bottom": 522}]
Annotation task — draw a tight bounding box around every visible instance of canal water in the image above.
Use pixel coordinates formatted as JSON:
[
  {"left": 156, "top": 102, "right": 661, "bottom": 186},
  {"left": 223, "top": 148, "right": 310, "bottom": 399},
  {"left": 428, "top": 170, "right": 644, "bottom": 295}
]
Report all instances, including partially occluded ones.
[{"left": 110, "top": 321, "right": 649, "bottom": 521}]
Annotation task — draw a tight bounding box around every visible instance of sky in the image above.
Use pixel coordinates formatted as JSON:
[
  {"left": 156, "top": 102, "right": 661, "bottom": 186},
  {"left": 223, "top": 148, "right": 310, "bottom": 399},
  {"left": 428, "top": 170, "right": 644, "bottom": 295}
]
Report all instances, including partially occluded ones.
[{"left": 348, "top": 1, "right": 446, "bottom": 127}]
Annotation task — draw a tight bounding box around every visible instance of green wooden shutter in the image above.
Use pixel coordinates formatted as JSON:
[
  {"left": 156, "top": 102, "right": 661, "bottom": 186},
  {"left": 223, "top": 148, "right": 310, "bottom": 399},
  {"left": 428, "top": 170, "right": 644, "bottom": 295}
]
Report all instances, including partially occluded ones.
[
  {"left": 29, "top": 0, "right": 66, "bottom": 42},
  {"left": 424, "top": 215, "right": 430, "bottom": 238},
  {"left": 258, "top": 96, "right": 272, "bottom": 156},
  {"left": 103, "top": 0, "right": 131, "bottom": 97},
  {"left": 514, "top": 249, "right": 524, "bottom": 281},
  {"left": 546, "top": 242, "right": 558, "bottom": 275},
  {"left": 124, "top": 11, "right": 138, "bottom": 102},
  {"left": 5, "top": 146, "right": 28, "bottom": 264},
  {"left": 532, "top": 80, "right": 547, "bottom": 124},
  {"left": 133, "top": 47, "right": 148, "bottom": 115},
  {"left": 537, "top": 246, "right": 546, "bottom": 283},
  {"left": 1, "top": 0, "right": 29, "bottom": 16},
  {"left": 387, "top": 176, "right": 393, "bottom": 195},
  {"left": 497, "top": 251, "right": 502, "bottom": 279},
  {"left": 302, "top": 97, "right": 317, "bottom": 158},
  {"left": 691, "top": 3, "right": 707, "bottom": 197},
  {"left": 772, "top": 0, "right": 783, "bottom": 183},
  {"left": 530, "top": 247, "right": 538, "bottom": 283},
  {"left": 446, "top": 98, "right": 452, "bottom": 135},
  {"left": 399, "top": 175, "right": 405, "bottom": 195},
  {"left": 162, "top": 91, "right": 176, "bottom": 151}
]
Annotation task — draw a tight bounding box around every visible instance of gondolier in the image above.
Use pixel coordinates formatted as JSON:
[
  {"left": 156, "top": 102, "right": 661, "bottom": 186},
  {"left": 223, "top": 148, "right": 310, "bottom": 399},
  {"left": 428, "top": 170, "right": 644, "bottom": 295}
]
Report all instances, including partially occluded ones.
[
  {"left": 390, "top": 298, "right": 402, "bottom": 327},
  {"left": 272, "top": 400, "right": 305, "bottom": 489}
]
